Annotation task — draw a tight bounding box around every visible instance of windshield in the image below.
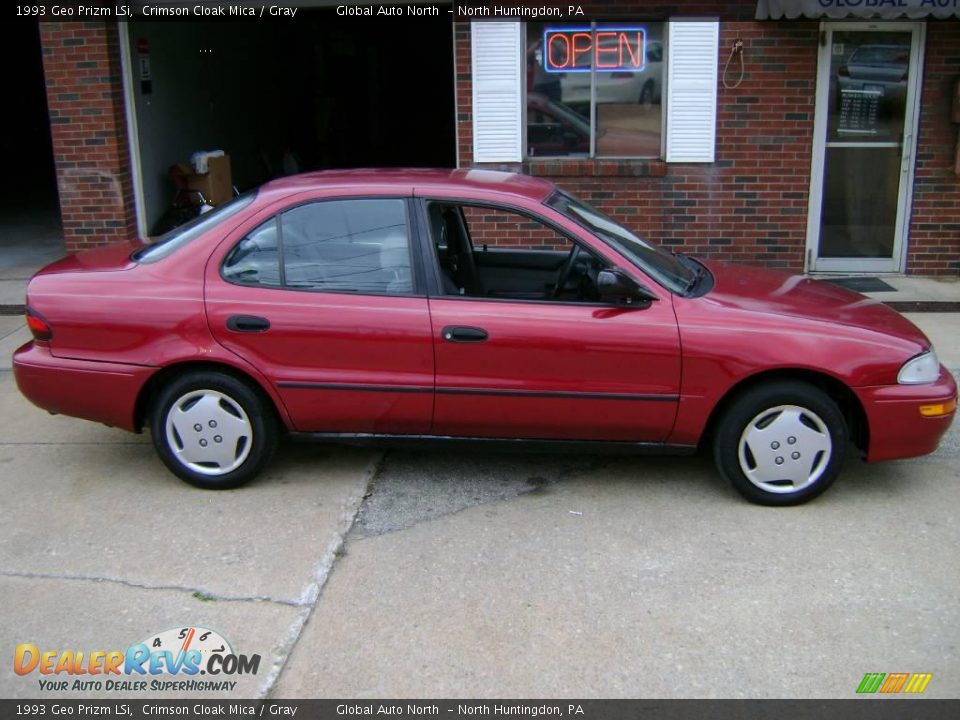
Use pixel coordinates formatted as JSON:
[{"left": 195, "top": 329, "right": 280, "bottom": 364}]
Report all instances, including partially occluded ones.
[
  {"left": 133, "top": 190, "right": 257, "bottom": 263},
  {"left": 546, "top": 191, "right": 694, "bottom": 294}
]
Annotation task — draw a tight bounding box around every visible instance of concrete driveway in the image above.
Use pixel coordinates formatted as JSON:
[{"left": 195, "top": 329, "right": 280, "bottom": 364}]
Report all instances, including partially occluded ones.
[
  {"left": 0, "top": 317, "right": 377, "bottom": 698},
  {"left": 0, "top": 314, "right": 958, "bottom": 699}
]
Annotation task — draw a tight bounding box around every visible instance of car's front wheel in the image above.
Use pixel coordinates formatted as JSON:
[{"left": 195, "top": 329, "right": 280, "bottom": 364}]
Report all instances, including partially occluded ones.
[
  {"left": 713, "top": 381, "right": 847, "bottom": 506},
  {"left": 150, "top": 371, "right": 278, "bottom": 489}
]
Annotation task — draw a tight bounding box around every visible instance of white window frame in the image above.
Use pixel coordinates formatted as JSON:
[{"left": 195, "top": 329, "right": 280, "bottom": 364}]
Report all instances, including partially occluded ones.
[
  {"left": 664, "top": 19, "right": 719, "bottom": 164},
  {"left": 522, "top": 21, "right": 669, "bottom": 161},
  {"left": 470, "top": 19, "right": 720, "bottom": 166},
  {"left": 471, "top": 22, "right": 525, "bottom": 163}
]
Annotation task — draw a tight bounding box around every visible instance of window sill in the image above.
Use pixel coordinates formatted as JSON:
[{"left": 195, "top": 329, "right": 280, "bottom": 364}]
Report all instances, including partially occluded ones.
[{"left": 523, "top": 158, "right": 668, "bottom": 178}]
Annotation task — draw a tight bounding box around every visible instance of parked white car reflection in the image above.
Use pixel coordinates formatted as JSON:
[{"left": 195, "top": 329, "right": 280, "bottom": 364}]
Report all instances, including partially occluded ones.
[
  {"left": 837, "top": 44, "right": 909, "bottom": 104},
  {"left": 556, "top": 39, "right": 663, "bottom": 107}
]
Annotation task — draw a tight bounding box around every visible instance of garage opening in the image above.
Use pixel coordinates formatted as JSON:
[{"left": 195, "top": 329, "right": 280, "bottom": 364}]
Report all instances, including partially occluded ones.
[
  {"left": 126, "top": 10, "right": 456, "bottom": 236},
  {"left": 0, "top": 18, "right": 63, "bottom": 306}
]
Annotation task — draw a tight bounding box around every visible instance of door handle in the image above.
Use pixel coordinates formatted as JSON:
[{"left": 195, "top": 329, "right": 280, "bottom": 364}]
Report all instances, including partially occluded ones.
[
  {"left": 226, "top": 315, "right": 271, "bottom": 333},
  {"left": 442, "top": 326, "right": 488, "bottom": 343},
  {"left": 901, "top": 132, "right": 913, "bottom": 173}
]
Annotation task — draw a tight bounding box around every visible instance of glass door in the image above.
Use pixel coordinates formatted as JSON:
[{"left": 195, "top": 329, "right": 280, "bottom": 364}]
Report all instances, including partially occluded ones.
[{"left": 806, "top": 24, "right": 923, "bottom": 274}]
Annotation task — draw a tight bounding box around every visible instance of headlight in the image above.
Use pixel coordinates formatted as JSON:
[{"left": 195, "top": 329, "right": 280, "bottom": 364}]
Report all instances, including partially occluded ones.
[{"left": 898, "top": 350, "right": 940, "bottom": 385}]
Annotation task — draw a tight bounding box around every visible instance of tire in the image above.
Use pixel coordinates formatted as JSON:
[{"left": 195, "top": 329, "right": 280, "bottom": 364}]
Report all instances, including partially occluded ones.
[
  {"left": 713, "top": 381, "right": 847, "bottom": 506},
  {"left": 150, "top": 371, "right": 278, "bottom": 490}
]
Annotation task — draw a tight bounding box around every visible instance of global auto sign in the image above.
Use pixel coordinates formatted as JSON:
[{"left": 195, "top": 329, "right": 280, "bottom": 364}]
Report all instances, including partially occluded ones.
[
  {"left": 14, "top": 627, "right": 261, "bottom": 693},
  {"left": 542, "top": 27, "right": 647, "bottom": 73},
  {"left": 814, "top": 0, "right": 957, "bottom": 8},
  {"left": 756, "top": 0, "right": 960, "bottom": 19}
]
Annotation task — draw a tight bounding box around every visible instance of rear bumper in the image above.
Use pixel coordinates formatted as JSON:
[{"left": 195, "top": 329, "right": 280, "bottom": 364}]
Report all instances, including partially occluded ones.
[
  {"left": 12, "top": 341, "right": 155, "bottom": 432},
  {"left": 856, "top": 366, "right": 958, "bottom": 462}
]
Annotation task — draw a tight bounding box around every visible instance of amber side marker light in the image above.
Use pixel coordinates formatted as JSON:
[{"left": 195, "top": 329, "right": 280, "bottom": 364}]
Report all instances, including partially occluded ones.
[
  {"left": 919, "top": 398, "right": 957, "bottom": 417},
  {"left": 25, "top": 309, "right": 52, "bottom": 342}
]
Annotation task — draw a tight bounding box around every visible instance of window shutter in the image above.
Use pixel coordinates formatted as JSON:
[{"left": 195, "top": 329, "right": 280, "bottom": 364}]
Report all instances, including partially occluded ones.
[
  {"left": 665, "top": 21, "right": 720, "bottom": 163},
  {"left": 471, "top": 22, "right": 523, "bottom": 163}
]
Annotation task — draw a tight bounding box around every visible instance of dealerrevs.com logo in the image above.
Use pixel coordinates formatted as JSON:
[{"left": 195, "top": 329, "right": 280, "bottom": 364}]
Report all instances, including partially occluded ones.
[{"left": 14, "top": 626, "right": 261, "bottom": 693}]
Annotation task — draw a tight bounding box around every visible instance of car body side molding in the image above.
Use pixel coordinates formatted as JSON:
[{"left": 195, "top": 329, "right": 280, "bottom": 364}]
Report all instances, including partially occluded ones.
[
  {"left": 288, "top": 432, "right": 697, "bottom": 455},
  {"left": 277, "top": 380, "right": 680, "bottom": 403}
]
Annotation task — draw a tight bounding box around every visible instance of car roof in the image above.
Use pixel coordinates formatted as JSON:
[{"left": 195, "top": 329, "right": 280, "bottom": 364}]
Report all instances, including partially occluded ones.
[{"left": 259, "top": 168, "right": 556, "bottom": 203}]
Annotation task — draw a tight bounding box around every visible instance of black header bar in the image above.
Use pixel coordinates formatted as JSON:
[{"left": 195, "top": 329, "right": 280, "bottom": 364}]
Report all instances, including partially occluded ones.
[
  {"left": 2, "top": 700, "right": 959, "bottom": 720},
  {"left": 9, "top": 2, "right": 764, "bottom": 23}
]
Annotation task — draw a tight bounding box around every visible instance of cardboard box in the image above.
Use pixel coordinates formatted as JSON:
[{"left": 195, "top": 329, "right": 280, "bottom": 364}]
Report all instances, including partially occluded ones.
[{"left": 178, "top": 154, "right": 232, "bottom": 205}]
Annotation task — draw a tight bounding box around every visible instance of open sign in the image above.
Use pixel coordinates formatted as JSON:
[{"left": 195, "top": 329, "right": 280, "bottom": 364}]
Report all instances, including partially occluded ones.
[{"left": 543, "top": 27, "right": 647, "bottom": 73}]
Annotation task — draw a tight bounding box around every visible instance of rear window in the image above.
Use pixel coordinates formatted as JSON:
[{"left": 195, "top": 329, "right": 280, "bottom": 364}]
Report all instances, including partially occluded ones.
[{"left": 133, "top": 190, "right": 257, "bottom": 263}]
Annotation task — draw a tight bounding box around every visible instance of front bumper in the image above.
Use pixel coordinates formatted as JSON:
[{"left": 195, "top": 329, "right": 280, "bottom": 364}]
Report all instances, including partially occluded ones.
[
  {"left": 13, "top": 341, "right": 155, "bottom": 432},
  {"left": 855, "top": 366, "right": 958, "bottom": 462}
]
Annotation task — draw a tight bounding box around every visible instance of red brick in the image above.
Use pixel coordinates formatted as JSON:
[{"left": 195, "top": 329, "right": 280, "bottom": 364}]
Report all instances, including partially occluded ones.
[{"left": 39, "top": 21, "right": 136, "bottom": 253}]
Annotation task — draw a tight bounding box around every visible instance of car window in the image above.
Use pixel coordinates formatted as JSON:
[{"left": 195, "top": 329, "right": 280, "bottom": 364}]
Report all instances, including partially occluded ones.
[
  {"left": 546, "top": 190, "right": 694, "bottom": 294},
  {"left": 134, "top": 190, "right": 256, "bottom": 263},
  {"left": 222, "top": 219, "right": 281, "bottom": 287},
  {"left": 280, "top": 199, "right": 413, "bottom": 295},
  {"left": 427, "top": 201, "right": 607, "bottom": 303}
]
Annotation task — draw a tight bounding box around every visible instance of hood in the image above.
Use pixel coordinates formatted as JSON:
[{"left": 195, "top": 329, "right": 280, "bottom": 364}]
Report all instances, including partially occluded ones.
[
  {"left": 34, "top": 241, "right": 141, "bottom": 276},
  {"left": 701, "top": 260, "right": 930, "bottom": 349}
]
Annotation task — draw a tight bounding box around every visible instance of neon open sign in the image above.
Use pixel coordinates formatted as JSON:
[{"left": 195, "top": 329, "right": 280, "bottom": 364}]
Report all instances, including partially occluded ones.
[{"left": 543, "top": 27, "right": 647, "bottom": 73}]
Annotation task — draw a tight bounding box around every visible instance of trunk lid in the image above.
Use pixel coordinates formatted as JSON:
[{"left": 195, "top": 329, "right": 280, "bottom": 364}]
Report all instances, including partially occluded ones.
[{"left": 34, "top": 241, "right": 141, "bottom": 276}]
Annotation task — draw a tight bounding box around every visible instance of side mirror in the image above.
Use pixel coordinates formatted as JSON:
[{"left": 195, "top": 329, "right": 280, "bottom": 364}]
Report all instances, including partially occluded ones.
[{"left": 597, "top": 269, "right": 657, "bottom": 306}]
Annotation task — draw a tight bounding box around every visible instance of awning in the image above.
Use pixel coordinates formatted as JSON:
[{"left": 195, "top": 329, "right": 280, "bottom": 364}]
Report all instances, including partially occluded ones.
[{"left": 756, "top": 0, "right": 960, "bottom": 20}]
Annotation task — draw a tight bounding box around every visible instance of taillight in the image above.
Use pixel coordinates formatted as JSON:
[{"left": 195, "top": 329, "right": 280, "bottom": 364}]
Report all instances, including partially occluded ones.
[{"left": 26, "top": 309, "right": 52, "bottom": 341}]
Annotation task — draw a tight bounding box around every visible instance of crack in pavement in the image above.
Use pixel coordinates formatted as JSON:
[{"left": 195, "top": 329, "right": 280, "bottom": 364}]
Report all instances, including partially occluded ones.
[
  {"left": 256, "top": 452, "right": 384, "bottom": 699},
  {"left": 0, "top": 324, "right": 24, "bottom": 342},
  {"left": 0, "top": 569, "right": 300, "bottom": 606}
]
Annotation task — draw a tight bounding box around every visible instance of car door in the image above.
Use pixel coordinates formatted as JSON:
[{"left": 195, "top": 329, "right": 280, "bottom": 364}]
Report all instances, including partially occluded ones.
[
  {"left": 419, "top": 197, "right": 682, "bottom": 443},
  {"left": 205, "top": 193, "right": 434, "bottom": 434}
]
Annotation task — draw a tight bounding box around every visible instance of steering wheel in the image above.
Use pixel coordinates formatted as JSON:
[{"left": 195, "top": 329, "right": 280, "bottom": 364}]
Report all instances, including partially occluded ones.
[{"left": 553, "top": 244, "right": 582, "bottom": 298}]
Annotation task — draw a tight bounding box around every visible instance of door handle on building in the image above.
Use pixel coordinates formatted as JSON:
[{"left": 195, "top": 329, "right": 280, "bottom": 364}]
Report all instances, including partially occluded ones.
[{"left": 901, "top": 132, "right": 913, "bottom": 173}]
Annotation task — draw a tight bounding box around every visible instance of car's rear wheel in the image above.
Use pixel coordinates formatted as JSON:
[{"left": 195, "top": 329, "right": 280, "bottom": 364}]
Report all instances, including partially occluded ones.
[
  {"left": 150, "top": 371, "right": 277, "bottom": 489},
  {"left": 713, "top": 381, "right": 847, "bottom": 506}
]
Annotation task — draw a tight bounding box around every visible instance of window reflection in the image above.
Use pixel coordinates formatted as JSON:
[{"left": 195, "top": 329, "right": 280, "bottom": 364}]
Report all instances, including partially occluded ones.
[
  {"left": 829, "top": 32, "right": 910, "bottom": 140},
  {"left": 526, "top": 22, "right": 664, "bottom": 158},
  {"left": 595, "top": 27, "right": 663, "bottom": 158}
]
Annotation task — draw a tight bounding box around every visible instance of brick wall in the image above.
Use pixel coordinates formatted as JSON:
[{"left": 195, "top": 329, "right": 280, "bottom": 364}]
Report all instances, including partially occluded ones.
[
  {"left": 462, "top": 206, "right": 567, "bottom": 250},
  {"left": 457, "top": 9, "right": 960, "bottom": 275},
  {"left": 457, "top": 19, "right": 817, "bottom": 270},
  {"left": 39, "top": 22, "right": 137, "bottom": 253},
  {"left": 908, "top": 21, "right": 960, "bottom": 276}
]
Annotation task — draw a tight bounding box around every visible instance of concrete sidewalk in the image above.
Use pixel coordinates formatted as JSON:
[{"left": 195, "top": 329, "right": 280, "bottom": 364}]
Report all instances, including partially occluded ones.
[{"left": 0, "top": 206, "right": 64, "bottom": 309}]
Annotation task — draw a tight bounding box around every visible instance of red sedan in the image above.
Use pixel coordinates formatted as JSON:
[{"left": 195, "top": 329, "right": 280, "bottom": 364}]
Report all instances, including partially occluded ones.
[{"left": 13, "top": 169, "right": 957, "bottom": 505}]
